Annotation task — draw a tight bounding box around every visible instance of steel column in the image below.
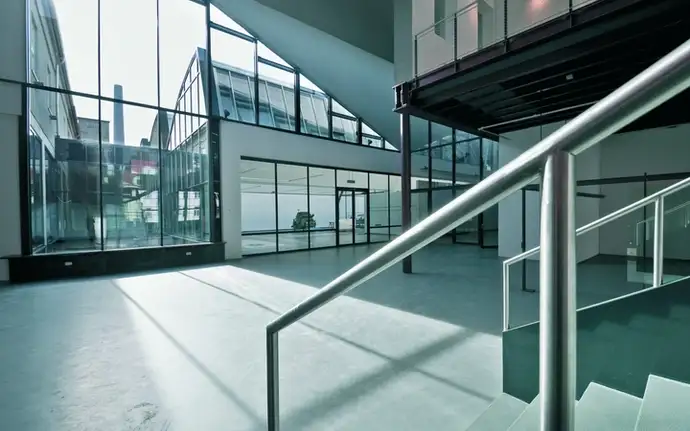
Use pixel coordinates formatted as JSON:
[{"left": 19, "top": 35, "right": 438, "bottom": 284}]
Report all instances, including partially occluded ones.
[
  {"left": 539, "top": 151, "right": 576, "bottom": 431},
  {"left": 401, "top": 113, "right": 412, "bottom": 273}
]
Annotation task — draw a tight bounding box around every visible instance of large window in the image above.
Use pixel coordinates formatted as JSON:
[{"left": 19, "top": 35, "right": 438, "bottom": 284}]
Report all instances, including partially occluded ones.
[
  {"left": 240, "top": 159, "right": 400, "bottom": 256},
  {"left": 208, "top": 7, "right": 395, "bottom": 150},
  {"left": 408, "top": 117, "right": 499, "bottom": 247},
  {"left": 27, "top": 0, "right": 217, "bottom": 254},
  {"left": 277, "top": 164, "right": 309, "bottom": 251}
]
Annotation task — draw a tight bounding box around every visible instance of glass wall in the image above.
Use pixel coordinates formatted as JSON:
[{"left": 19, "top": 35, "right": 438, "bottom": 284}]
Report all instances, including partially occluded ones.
[
  {"left": 408, "top": 117, "right": 500, "bottom": 247},
  {"left": 208, "top": 7, "right": 395, "bottom": 150},
  {"left": 27, "top": 0, "right": 216, "bottom": 254},
  {"left": 241, "top": 159, "right": 401, "bottom": 255}
]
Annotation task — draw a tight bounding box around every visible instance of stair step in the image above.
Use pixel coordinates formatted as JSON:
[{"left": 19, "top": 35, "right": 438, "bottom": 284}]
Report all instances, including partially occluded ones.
[
  {"left": 575, "top": 382, "right": 641, "bottom": 431},
  {"left": 465, "top": 393, "right": 527, "bottom": 431},
  {"left": 635, "top": 375, "right": 690, "bottom": 431},
  {"left": 507, "top": 394, "right": 540, "bottom": 431}
]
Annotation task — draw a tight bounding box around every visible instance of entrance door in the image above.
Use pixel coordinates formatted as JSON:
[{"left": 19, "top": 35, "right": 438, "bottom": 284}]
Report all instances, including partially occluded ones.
[{"left": 336, "top": 188, "right": 368, "bottom": 246}]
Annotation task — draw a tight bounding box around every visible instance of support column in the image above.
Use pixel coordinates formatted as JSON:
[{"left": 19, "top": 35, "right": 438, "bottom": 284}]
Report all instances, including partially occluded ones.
[
  {"left": 539, "top": 151, "right": 576, "bottom": 431},
  {"left": 401, "top": 113, "right": 412, "bottom": 273}
]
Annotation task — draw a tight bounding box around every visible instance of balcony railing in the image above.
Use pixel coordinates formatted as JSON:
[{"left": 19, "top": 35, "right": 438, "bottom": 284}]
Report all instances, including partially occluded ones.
[{"left": 414, "top": 0, "right": 605, "bottom": 77}]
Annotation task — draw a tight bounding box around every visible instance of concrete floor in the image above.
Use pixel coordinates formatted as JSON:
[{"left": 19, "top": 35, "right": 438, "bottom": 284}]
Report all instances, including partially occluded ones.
[{"left": 0, "top": 243, "right": 666, "bottom": 430}]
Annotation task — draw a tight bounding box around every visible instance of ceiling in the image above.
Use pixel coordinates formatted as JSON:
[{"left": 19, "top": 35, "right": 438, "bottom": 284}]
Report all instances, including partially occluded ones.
[{"left": 255, "top": 0, "right": 395, "bottom": 61}]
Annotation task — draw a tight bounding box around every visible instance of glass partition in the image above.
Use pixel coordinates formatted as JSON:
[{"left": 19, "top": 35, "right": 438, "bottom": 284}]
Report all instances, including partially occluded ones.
[{"left": 240, "top": 159, "right": 399, "bottom": 255}]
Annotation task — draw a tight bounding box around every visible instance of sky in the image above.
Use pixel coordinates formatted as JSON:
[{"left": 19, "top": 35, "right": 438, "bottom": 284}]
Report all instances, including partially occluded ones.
[{"left": 52, "top": 0, "right": 318, "bottom": 146}]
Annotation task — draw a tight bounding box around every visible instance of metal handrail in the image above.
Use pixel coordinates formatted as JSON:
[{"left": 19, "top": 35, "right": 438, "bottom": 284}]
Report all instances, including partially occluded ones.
[
  {"left": 267, "top": 37, "right": 690, "bottom": 431},
  {"left": 635, "top": 199, "right": 690, "bottom": 240},
  {"left": 502, "top": 176, "right": 690, "bottom": 329}
]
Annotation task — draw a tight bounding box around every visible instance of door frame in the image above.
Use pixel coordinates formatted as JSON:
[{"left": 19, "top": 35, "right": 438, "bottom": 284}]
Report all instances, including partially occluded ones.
[{"left": 335, "top": 187, "right": 370, "bottom": 246}]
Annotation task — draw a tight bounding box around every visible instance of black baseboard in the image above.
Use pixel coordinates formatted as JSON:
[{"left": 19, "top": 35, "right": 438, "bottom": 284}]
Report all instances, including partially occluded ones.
[{"left": 3, "top": 243, "right": 225, "bottom": 283}]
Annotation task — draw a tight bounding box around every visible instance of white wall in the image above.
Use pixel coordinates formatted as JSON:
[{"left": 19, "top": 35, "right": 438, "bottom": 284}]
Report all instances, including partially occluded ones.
[
  {"left": 0, "top": 0, "right": 26, "bottom": 282},
  {"left": 498, "top": 121, "right": 602, "bottom": 263},
  {"left": 598, "top": 124, "right": 690, "bottom": 258},
  {"left": 220, "top": 120, "right": 402, "bottom": 259}
]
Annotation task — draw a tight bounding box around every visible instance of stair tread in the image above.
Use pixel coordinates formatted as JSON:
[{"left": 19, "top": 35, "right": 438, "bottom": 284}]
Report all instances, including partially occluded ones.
[
  {"left": 507, "top": 394, "right": 540, "bottom": 431},
  {"left": 635, "top": 375, "right": 690, "bottom": 431},
  {"left": 576, "top": 382, "right": 641, "bottom": 431},
  {"left": 465, "top": 393, "right": 528, "bottom": 431}
]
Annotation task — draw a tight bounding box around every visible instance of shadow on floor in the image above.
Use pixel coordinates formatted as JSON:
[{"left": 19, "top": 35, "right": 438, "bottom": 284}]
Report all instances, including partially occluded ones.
[
  {"left": 225, "top": 243, "right": 506, "bottom": 335},
  {"left": 180, "top": 272, "right": 493, "bottom": 403}
]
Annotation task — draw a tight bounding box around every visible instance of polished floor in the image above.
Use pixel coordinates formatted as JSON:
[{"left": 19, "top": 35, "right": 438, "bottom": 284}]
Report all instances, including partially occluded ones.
[{"left": 0, "top": 243, "right": 672, "bottom": 430}]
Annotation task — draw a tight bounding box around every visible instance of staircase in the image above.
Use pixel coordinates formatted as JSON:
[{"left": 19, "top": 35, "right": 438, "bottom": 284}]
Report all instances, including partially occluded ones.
[{"left": 465, "top": 375, "right": 690, "bottom": 430}]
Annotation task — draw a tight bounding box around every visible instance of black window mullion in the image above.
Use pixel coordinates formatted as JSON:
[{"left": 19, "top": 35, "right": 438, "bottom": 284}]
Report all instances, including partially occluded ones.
[
  {"left": 294, "top": 72, "right": 301, "bottom": 133},
  {"left": 254, "top": 41, "right": 259, "bottom": 124}
]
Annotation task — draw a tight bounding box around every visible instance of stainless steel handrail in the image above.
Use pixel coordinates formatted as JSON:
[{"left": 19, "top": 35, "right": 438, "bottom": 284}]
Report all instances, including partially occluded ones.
[
  {"left": 635, "top": 199, "right": 690, "bottom": 243},
  {"left": 267, "top": 37, "right": 690, "bottom": 431},
  {"left": 502, "top": 176, "right": 690, "bottom": 330}
]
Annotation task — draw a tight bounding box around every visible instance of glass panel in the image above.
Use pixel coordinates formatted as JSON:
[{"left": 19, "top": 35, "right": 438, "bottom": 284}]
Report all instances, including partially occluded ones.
[
  {"left": 277, "top": 164, "right": 309, "bottom": 252},
  {"left": 210, "top": 5, "right": 252, "bottom": 36},
  {"left": 29, "top": 90, "right": 101, "bottom": 253},
  {"left": 241, "top": 160, "right": 276, "bottom": 254},
  {"left": 362, "top": 123, "right": 383, "bottom": 148},
  {"left": 257, "top": 81, "right": 275, "bottom": 127},
  {"left": 389, "top": 176, "right": 402, "bottom": 230},
  {"left": 299, "top": 75, "right": 329, "bottom": 137},
  {"left": 454, "top": 184, "right": 479, "bottom": 243},
  {"left": 482, "top": 204, "right": 499, "bottom": 247},
  {"left": 332, "top": 116, "right": 358, "bottom": 143},
  {"left": 231, "top": 71, "right": 256, "bottom": 123},
  {"left": 354, "top": 191, "right": 368, "bottom": 244},
  {"left": 430, "top": 123, "right": 452, "bottom": 148},
  {"left": 507, "top": 0, "right": 570, "bottom": 37},
  {"left": 100, "top": 102, "right": 161, "bottom": 249},
  {"left": 331, "top": 100, "right": 354, "bottom": 118},
  {"left": 258, "top": 42, "right": 291, "bottom": 68},
  {"left": 369, "top": 174, "right": 390, "bottom": 243},
  {"left": 338, "top": 191, "right": 354, "bottom": 246},
  {"left": 159, "top": 0, "right": 207, "bottom": 111},
  {"left": 101, "top": 0, "right": 158, "bottom": 106},
  {"left": 455, "top": 137, "right": 481, "bottom": 182},
  {"left": 31, "top": 0, "right": 98, "bottom": 94},
  {"left": 259, "top": 63, "right": 295, "bottom": 131},
  {"left": 337, "top": 170, "right": 368, "bottom": 188},
  {"left": 309, "top": 167, "right": 336, "bottom": 248},
  {"left": 211, "top": 30, "right": 256, "bottom": 122},
  {"left": 483, "top": 139, "right": 500, "bottom": 177},
  {"left": 331, "top": 100, "right": 357, "bottom": 143},
  {"left": 656, "top": 183, "right": 690, "bottom": 284},
  {"left": 215, "top": 68, "right": 238, "bottom": 120},
  {"left": 161, "top": 112, "right": 209, "bottom": 245},
  {"left": 410, "top": 117, "right": 429, "bottom": 151},
  {"left": 410, "top": 189, "right": 429, "bottom": 226}
]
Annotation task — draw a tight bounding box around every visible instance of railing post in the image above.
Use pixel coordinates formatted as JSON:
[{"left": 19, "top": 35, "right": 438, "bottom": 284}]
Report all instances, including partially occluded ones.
[
  {"left": 539, "top": 151, "right": 576, "bottom": 431},
  {"left": 503, "top": 262, "right": 510, "bottom": 330},
  {"left": 653, "top": 196, "right": 665, "bottom": 287},
  {"left": 267, "top": 330, "right": 279, "bottom": 431}
]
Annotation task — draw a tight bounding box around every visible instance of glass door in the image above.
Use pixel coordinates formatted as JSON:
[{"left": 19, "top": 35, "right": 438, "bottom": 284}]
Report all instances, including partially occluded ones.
[
  {"left": 337, "top": 189, "right": 354, "bottom": 246},
  {"left": 354, "top": 190, "right": 368, "bottom": 244},
  {"left": 336, "top": 188, "right": 369, "bottom": 246}
]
